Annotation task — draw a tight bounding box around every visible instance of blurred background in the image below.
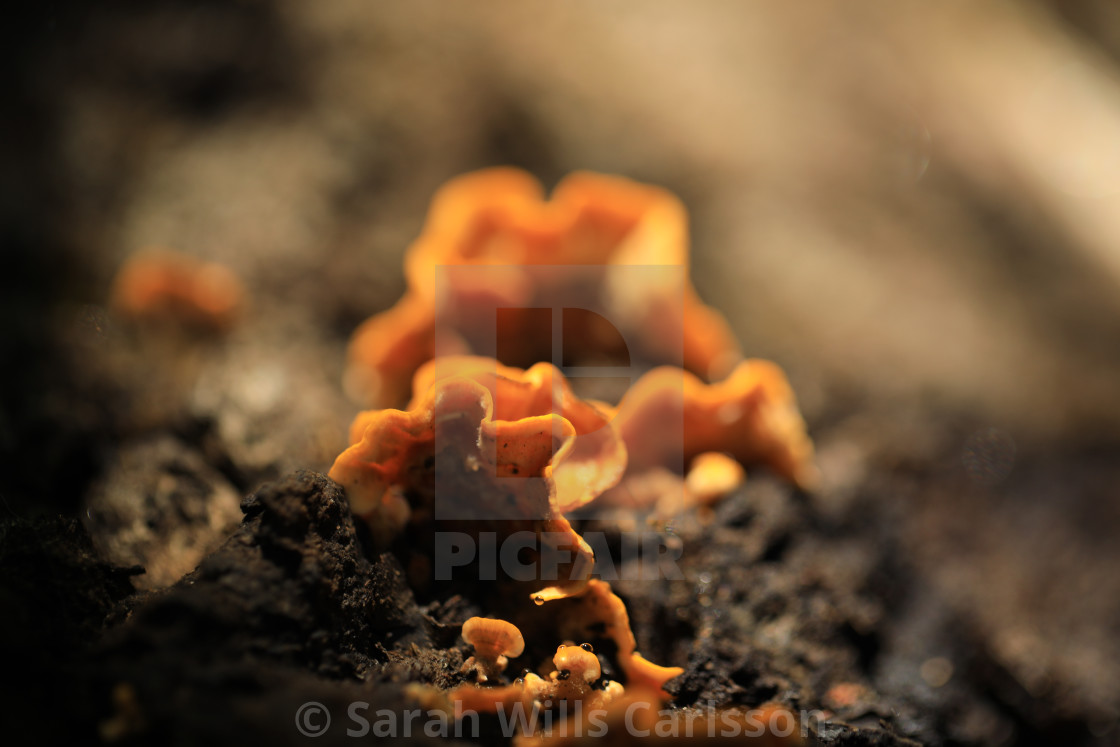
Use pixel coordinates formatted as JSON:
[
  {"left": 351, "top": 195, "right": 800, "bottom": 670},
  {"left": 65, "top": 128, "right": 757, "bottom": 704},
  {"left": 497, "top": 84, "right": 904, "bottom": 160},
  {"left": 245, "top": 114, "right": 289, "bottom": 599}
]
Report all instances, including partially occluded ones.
[
  {"left": 3, "top": 1, "right": 1120, "bottom": 743},
  {"left": 9, "top": 1, "right": 1120, "bottom": 438}
]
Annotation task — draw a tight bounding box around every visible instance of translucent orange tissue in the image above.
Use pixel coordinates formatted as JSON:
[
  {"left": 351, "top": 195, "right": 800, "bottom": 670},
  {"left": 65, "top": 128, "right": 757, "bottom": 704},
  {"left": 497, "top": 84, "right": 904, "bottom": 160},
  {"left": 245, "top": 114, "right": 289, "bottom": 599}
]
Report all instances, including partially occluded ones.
[
  {"left": 329, "top": 355, "right": 628, "bottom": 602},
  {"left": 344, "top": 168, "right": 742, "bottom": 407},
  {"left": 601, "top": 360, "right": 818, "bottom": 515}
]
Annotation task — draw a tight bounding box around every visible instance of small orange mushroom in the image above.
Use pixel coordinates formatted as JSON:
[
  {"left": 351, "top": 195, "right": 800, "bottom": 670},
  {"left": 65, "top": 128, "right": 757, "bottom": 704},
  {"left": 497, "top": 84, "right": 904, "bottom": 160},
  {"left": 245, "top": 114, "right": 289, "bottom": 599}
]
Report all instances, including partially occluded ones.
[
  {"left": 452, "top": 640, "right": 624, "bottom": 720},
  {"left": 461, "top": 617, "right": 526, "bottom": 684},
  {"left": 552, "top": 643, "right": 601, "bottom": 684},
  {"left": 345, "top": 168, "right": 742, "bottom": 407},
  {"left": 110, "top": 248, "right": 244, "bottom": 331},
  {"left": 522, "top": 642, "right": 625, "bottom": 709},
  {"left": 616, "top": 360, "right": 817, "bottom": 490}
]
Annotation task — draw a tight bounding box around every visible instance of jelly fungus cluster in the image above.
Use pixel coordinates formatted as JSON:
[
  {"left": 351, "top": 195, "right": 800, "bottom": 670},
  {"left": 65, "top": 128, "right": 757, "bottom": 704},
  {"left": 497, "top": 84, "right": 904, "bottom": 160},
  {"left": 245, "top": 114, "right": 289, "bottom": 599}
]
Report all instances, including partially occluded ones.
[
  {"left": 329, "top": 168, "right": 816, "bottom": 735},
  {"left": 343, "top": 168, "right": 743, "bottom": 408}
]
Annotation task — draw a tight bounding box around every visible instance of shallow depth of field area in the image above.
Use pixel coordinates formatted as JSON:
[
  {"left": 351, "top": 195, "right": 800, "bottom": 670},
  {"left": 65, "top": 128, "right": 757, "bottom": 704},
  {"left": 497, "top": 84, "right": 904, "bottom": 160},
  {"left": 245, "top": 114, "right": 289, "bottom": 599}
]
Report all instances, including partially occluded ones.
[{"left": 4, "top": 3, "right": 1120, "bottom": 746}]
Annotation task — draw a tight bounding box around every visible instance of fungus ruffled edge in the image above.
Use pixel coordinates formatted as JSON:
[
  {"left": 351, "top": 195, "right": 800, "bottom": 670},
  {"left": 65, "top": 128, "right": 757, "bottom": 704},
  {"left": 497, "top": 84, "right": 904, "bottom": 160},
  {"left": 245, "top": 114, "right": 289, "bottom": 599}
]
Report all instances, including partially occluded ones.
[
  {"left": 344, "top": 168, "right": 743, "bottom": 407},
  {"left": 329, "top": 356, "right": 628, "bottom": 602},
  {"left": 599, "top": 360, "right": 818, "bottom": 516}
]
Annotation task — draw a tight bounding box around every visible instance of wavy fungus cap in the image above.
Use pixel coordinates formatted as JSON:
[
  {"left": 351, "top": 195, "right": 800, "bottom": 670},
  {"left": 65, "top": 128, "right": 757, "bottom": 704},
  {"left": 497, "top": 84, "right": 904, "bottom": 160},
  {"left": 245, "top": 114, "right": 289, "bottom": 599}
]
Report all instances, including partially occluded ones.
[
  {"left": 621, "top": 360, "right": 817, "bottom": 490},
  {"left": 599, "top": 360, "right": 817, "bottom": 515},
  {"left": 329, "top": 356, "right": 627, "bottom": 602},
  {"left": 462, "top": 617, "right": 525, "bottom": 660},
  {"left": 460, "top": 617, "right": 525, "bottom": 684},
  {"left": 345, "top": 168, "right": 742, "bottom": 406}
]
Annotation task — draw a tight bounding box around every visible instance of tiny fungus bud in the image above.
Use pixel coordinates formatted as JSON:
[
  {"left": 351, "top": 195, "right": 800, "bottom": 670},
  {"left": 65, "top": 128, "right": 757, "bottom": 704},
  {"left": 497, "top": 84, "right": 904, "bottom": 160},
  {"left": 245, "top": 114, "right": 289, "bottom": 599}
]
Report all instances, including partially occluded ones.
[{"left": 460, "top": 617, "right": 525, "bottom": 684}]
